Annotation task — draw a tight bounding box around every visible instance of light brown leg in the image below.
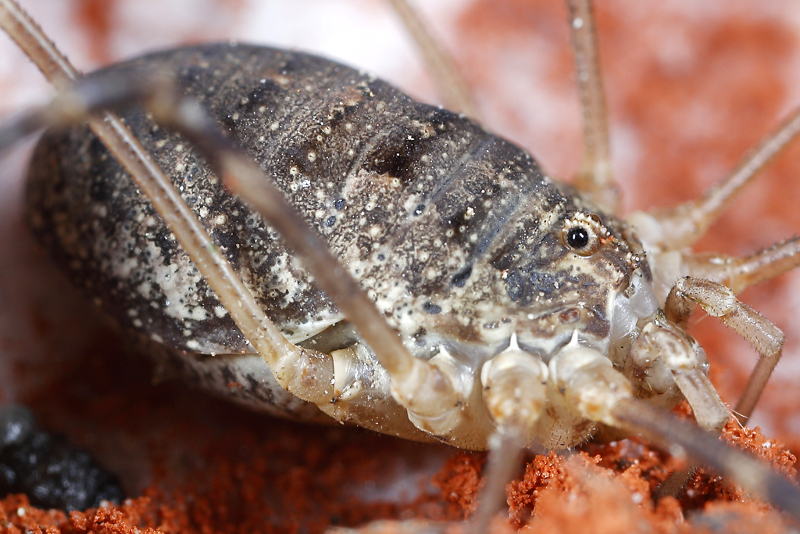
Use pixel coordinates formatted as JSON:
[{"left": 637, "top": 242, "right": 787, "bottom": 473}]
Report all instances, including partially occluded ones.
[
  {"left": 467, "top": 348, "right": 548, "bottom": 533},
  {"left": 0, "top": 0, "right": 468, "bottom": 434},
  {"left": 683, "top": 236, "right": 800, "bottom": 293},
  {"left": 386, "top": 0, "right": 478, "bottom": 119},
  {"left": 0, "top": 70, "right": 470, "bottom": 431},
  {"left": 551, "top": 343, "right": 800, "bottom": 522},
  {"left": 566, "top": 0, "right": 619, "bottom": 214},
  {"left": 665, "top": 277, "right": 784, "bottom": 423},
  {"left": 626, "top": 313, "right": 730, "bottom": 500},
  {"left": 630, "top": 108, "right": 800, "bottom": 251},
  {"left": 613, "top": 399, "right": 800, "bottom": 523},
  {"left": 0, "top": 0, "right": 342, "bottom": 406},
  {"left": 465, "top": 430, "right": 525, "bottom": 534},
  {"left": 627, "top": 314, "right": 729, "bottom": 432}
]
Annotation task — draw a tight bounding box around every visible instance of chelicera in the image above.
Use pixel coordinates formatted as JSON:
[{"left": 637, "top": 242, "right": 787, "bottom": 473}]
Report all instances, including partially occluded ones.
[{"left": 1, "top": 0, "right": 799, "bottom": 529}]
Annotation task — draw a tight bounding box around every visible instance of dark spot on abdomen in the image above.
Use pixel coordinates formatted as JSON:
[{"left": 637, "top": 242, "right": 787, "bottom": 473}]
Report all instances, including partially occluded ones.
[
  {"left": 423, "top": 302, "right": 442, "bottom": 314},
  {"left": 451, "top": 265, "right": 473, "bottom": 287}
]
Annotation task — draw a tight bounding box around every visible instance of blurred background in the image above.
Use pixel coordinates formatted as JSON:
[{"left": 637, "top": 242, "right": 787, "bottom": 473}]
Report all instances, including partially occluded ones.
[{"left": 0, "top": 0, "right": 799, "bottom": 524}]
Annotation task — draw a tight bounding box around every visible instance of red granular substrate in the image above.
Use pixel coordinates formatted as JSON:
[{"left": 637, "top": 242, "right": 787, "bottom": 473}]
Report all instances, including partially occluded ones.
[{"left": 1, "top": 328, "right": 797, "bottom": 533}]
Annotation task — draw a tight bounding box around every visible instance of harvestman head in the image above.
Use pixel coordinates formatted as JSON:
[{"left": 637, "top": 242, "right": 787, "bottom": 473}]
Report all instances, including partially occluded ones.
[{"left": 1, "top": 0, "right": 800, "bottom": 529}]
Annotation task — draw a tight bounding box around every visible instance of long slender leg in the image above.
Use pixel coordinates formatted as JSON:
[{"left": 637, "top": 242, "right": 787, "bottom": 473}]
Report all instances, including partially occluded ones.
[
  {"left": 466, "top": 430, "right": 525, "bottom": 534},
  {"left": 613, "top": 399, "right": 800, "bottom": 520},
  {"left": 550, "top": 343, "right": 800, "bottom": 522},
  {"left": 665, "top": 277, "right": 784, "bottom": 423},
  {"left": 629, "top": 108, "right": 800, "bottom": 251},
  {"left": 0, "top": 55, "right": 466, "bottom": 439},
  {"left": 565, "top": 0, "right": 619, "bottom": 214},
  {"left": 183, "top": 102, "right": 465, "bottom": 432},
  {"left": 386, "top": 0, "right": 478, "bottom": 119},
  {"left": 626, "top": 313, "right": 730, "bottom": 499},
  {"left": 0, "top": 0, "right": 467, "bottom": 433},
  {"left": 467, "top": 345, "right": 548, "bottom": 533},
  {"left": 0, "top": 0, "right": 340, "bottom": 406},
  {"left": 683, "top": 236, "right": 800, "bottom": 293}
]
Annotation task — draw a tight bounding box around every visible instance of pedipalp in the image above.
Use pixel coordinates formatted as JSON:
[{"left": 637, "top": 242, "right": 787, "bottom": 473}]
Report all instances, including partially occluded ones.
[{"left": 665, "top": 276, "right": 784, "bottom": 423}]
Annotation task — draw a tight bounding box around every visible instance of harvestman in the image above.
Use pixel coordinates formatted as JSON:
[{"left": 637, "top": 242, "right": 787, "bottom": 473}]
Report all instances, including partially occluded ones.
[{"left": 1, "top": 0, "right": 800, "bottom": 529}]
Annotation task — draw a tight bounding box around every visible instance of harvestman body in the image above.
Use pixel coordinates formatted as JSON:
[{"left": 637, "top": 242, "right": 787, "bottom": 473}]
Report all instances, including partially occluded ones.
[
  {"left": 2, "top": 0, "right": 800, "bottom": 527},
  {"left": 26, "top": 43, "right": 653, "bottom": 449}
]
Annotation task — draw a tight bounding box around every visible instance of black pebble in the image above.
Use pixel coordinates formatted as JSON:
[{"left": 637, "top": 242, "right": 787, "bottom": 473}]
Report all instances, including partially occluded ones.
[{"left": 0, "top": 404, "right": 124, "bottom": 511}]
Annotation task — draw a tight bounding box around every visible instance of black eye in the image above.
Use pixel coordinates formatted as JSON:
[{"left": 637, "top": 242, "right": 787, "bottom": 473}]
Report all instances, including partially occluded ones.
[
  {"left": 566, "top": 226, "right": 590, "bottom": 249},
  {"left": 561, "top": 212, "right": 606, "bottom": 256}
]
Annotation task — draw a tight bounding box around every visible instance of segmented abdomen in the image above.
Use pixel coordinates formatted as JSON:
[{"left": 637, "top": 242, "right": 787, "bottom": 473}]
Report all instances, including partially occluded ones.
[{"left": 26, "top": 43, "right": 564, "bottom": 363}]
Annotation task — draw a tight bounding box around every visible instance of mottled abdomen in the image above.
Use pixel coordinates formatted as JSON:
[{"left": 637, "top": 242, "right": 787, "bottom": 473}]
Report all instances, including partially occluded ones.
[{"left": 26, "top": 43, "right": 598, "bottom": 416}]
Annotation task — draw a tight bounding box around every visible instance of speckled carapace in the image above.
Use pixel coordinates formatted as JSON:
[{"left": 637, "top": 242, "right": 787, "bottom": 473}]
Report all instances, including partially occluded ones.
[{"left": 26, "top": 43, "right": 646, "bottom": 441}]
